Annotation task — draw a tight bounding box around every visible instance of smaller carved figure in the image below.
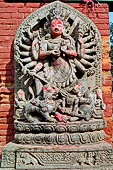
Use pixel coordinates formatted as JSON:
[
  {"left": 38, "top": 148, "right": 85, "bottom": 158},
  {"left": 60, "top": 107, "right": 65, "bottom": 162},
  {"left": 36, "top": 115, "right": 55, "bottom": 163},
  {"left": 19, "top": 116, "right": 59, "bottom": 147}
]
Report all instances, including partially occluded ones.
[
  {"left": 15, "top": 89, "right": 26, "bottom": 109},
  {"left": 24, "top": 83, "right": 61, "bottom": 123}
]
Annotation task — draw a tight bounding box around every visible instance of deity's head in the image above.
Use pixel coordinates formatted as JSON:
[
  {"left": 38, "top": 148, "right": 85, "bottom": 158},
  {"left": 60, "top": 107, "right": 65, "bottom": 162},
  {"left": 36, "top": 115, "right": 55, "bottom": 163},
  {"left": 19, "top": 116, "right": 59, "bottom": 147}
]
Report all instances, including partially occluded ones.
[{"left": 51, "top": 19, "right": 63, "bottom": 37}]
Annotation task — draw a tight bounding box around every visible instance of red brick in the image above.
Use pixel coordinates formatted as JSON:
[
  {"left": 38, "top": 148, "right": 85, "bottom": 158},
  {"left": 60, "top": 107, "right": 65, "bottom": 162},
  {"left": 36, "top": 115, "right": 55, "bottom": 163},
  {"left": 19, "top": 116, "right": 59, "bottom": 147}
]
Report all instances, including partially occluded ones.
[
  {"left": 104, "top": 119, "right": 112, "bottom": 137},
  {"left": 88, "top": 13, "right": 97, "bottom": 18},
  {"left": 98, "top": 13, "right": 109, "bottom": 19},
  {"left": 25, "top": 2, "right": 42, "bottom": 8},
  {"left": 0, "top": 42, "right": 11, "bottom": 47},
  {"left": 0, "top": 19, "right": 18, "bottom": 25},
  {"left": 0, "top": 64, "right": 13, "bottom": 70},
  {"left": 0, "top": 2, "right": 24, "bottom": 7},
  {"left": 0, "top": 36, "right": 10, "bottom": 41},
  {"left": 18, "top": 19, "right": 24, "bottom": 25},
  {"left": 0, "top": 13, "right": 11, "bottom": 19},
  {"left": 0, "top": 112, "right": 14, "bottom": 117},
  {"left": 18, "top": 8, "right": 32, "bottom": 13},
  {"left": 97, "top": 24, "right": 110, "bottom": 30},
  {"left": 0, "top": 88, "right": 14, "bottom": 93},
  {"left": 0, "top": 124, "right": 14, "bottom": 130},
  {"left": 104, "top": 75, "right": 112, "bottom": 81},
  {"left": 104, "top": 103, "right": 112, "bottom": 111},
  {"left": 10, "top": 25, "right": 18, "bottom": 30},
  {"left": 31, "top": 8, "right": 40, "bottom": 13},
  {"left": 0, "top": 8, "right": 18, "bottom": 13},
  {"left": 105, "top": 135, "right": 112, "bottom": 144},
  {"left": 100, "top": 30, "right": 110, "bottom": 36},
  {"left": 2, "top": 76, "right": 14, "bottom": 83},
  {"left": 24, "top": 13, "right": 31, "bottom": 18},
  {"left": 104, "top": 104, "right": 112, "bottom": 117},
  {"left": 68, "top": 3, "right": 82, "bottom": 8},
  {"left": 0, "top": 105, "right": 13, "bottom": 112},
  {"left": 0, "top": 142, "right": 7, "bottom": 146},
  {"left": 0, "top": 100, "right": 14, "bottom": 104},
  {"left": 94, "top": 7, "right": 109, "bottom": 13},
  {"left": 0, "top": 58, "right": 12, "bottom": 63},
  {"left": 11, "top": 13, "right": 23, "bottom": 19},
  {"left": 11, "top": 3, "right": 25, "bottom": 8},
  {"left": 102, "top": 80, "right": 112, "bottom": 86},
  {"left": 102, "top": 75, "right": 112, "bottom": 86},
  {"left": 0, "top": 53, "right": 12, "bottom": 59},
  {"left": 0, "top": 83, "right": 14, "bottom": 88},
  {"left": 0, "top": 71, "right": 11, "bottom": 76},
  {"left": 0, "top": 117, "right": 14, "bottom": 124},
  {"left": 0, "top": 30, "right": 16, "bottom": 36},
  {"left": 100, "top": 3, "right": 109, "bottom": 8},
  {"left": 0, "top": 130, "right": 13, "bottom": 135},
  {"left": 91, "top": 18, "right": 109, "bottom": 24},
  {"left": 0, "top": 25, "right": 11, "bottom": 30},
  {"left": 104, "top": 96, "right": 112, "bottom": 104},
  {"left": 102, "top": 63, "right": 111, "bottom": 70},
  {"left": 103, "top": 93, "right": 112, "bottom": 101},
  {"left": 0, "top": 135, "right": 14, "bottom": 142}
]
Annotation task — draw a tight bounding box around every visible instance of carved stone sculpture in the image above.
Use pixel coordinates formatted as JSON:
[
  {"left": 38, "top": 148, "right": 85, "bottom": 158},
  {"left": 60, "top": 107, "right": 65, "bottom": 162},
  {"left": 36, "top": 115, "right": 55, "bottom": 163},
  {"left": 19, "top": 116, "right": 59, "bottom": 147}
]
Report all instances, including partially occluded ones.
[
  {"left": 14, "top": 2, "right": 104, "bottom": 124},
  {"left": 1, "top": 1, "right": 113, "bottom": 169}
]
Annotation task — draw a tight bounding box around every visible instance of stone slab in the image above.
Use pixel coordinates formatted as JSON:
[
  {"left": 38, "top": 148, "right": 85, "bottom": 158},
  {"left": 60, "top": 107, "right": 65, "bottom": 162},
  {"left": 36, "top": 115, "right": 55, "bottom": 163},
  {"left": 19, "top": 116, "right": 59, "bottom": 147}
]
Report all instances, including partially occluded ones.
[{"left": 1, "top": 142, "right": 113, "bottom": 169}]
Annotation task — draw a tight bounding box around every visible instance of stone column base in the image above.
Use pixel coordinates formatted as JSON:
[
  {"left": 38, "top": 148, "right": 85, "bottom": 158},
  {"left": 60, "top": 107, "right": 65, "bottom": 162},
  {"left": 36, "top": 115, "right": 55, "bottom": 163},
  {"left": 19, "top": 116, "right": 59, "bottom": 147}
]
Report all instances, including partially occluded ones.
[{"left": 1, "top": 141, "right": 113, "bottom": 169}]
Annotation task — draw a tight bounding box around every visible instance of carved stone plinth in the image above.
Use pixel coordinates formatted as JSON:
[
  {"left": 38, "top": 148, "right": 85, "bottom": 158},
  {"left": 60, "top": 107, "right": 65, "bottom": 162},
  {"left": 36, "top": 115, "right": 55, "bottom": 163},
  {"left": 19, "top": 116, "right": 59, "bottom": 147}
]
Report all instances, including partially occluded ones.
[{"left": 1, "top": 142, "right": 113, "bottom": 170}]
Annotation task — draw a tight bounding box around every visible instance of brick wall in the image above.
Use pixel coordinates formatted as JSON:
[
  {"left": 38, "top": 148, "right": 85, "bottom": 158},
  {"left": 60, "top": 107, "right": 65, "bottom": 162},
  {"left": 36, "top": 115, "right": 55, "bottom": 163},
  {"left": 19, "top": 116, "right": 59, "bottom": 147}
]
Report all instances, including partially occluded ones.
[{"left": 0, "top": 1, "right": 112, "bottom": 157}]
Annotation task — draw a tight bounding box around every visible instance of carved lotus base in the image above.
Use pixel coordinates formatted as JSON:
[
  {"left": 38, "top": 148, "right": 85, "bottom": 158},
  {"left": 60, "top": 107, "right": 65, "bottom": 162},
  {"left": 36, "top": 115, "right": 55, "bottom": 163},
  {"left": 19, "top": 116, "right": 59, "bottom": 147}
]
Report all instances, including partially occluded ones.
[
  {"left": 14, "top": 119, "right": 107, "bottom": 133},
  {"left": 1, "top": 142, "right": 113, "bottom": 169},
  {"left": 14, "top": 119, "right": 107, "bottom": 145},
  {"left": 15, "top": 130, "right": 106, "bottom": 145}
]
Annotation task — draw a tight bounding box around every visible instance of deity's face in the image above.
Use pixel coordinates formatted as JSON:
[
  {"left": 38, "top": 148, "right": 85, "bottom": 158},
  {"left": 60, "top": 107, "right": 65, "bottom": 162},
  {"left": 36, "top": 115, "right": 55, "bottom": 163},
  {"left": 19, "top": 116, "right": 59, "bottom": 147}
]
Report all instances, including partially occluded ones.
[
  {"left": 51, "top": 19, "right": 63, "bottom": 36},
  {"left": 43, "top": 84, "right": 57, "bottom": 99}
]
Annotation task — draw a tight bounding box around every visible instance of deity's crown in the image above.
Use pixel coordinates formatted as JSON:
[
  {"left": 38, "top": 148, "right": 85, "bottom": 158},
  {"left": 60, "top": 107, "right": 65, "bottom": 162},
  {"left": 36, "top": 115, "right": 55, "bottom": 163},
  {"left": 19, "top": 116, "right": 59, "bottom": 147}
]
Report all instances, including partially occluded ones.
[{"left": 49, "top": 6, "right": 69, "bottom": 22}]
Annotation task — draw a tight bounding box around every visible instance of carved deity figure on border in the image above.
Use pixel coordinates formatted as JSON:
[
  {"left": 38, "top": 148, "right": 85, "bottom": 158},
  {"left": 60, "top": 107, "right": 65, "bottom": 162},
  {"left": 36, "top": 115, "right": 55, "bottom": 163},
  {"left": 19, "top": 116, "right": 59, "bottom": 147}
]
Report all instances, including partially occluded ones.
[{"left": 14, "top": 3, "right": 105, "bottom": 124}]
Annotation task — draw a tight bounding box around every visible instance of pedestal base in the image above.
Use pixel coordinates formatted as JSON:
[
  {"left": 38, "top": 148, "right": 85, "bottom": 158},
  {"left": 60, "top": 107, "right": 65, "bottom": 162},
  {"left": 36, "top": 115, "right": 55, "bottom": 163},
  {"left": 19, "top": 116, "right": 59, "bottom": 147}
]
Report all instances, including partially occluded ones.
[{"left": 1, "top": 141, "right": 113, "bottom": 169}]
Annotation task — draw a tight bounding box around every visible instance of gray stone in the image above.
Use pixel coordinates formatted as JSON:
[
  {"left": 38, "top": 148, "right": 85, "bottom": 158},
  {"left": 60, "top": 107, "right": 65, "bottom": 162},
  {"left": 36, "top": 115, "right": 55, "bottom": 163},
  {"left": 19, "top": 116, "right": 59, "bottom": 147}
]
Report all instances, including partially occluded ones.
[
  {"left": 14, "top": 1, "right": 104, "bottom": 124},
  {"left": 1, "top": 142, "right": 113, "bottom": 169},
  {"left": 1, "top": 1, "right": 113, "bottom": 169}
]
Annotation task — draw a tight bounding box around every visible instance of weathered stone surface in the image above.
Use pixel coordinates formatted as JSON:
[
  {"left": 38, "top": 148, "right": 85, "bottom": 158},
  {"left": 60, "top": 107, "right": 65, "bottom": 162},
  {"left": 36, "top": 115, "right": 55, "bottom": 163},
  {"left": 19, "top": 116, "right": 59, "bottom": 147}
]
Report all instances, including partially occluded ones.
[
  {"left": 14, "top": 130, "right": 106, "bottom": 145},
  {"left": 1, "top": 142, "right": 113, "bottom": 169},
  {"left": 14, "top": 119, "right": 107, "bottom": 133},
  {"left": 14, "top": 1, "right": 104, "bottom": 125},
  {"left": 1, "top": 1, "right": 113, "bottom": 169}
]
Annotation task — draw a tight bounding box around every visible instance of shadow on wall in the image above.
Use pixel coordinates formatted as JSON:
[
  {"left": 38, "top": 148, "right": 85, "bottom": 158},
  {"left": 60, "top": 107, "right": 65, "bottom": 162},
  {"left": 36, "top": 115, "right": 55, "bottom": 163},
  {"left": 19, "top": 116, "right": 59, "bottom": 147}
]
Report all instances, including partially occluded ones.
[
  {"left": 6, "top": 42, "right": 15, "bottom": 144},
  {"left": 4, "top": 0, "right": 47, "bottom": 8},
  {"left": 0, "top": 42, "right": 15, "bottom": 159}
]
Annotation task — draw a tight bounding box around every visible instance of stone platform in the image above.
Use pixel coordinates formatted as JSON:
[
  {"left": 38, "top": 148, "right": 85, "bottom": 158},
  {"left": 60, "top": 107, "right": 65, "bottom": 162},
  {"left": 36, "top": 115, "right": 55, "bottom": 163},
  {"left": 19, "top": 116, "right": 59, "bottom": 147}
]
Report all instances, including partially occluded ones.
[{"left": 1, "top": 141, "right": 113, "bottom": 170}]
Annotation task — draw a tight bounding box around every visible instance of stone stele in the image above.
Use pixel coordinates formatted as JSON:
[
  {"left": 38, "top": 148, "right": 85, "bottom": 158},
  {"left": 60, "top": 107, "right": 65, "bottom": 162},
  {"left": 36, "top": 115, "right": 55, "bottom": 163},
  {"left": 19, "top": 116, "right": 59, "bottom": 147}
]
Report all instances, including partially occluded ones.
[{"left": 1, "top": 1, "right": 113, "bottom": 169}]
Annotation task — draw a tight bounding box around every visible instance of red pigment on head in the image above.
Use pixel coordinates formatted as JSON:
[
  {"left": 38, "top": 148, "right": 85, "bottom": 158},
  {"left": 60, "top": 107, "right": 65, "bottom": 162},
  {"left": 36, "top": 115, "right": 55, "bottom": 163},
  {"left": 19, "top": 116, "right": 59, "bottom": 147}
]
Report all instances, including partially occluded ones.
[
  {"left": 56, "top": 61, "right": 61, "bottom": 65},
  {"left": 52, "top": 19, "right": 63, "bottom": 25},
  {"left": 18, "top": 92, "right": 23, "bottom": 98},
  {"left": 43, "top": 87, "right": 47, "bottom": 91}
]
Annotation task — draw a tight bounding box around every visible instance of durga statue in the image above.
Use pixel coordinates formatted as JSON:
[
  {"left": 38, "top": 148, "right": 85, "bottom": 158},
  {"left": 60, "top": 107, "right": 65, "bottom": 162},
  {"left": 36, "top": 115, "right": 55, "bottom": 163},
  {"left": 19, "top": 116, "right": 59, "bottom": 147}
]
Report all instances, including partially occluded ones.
[{"left": 15, "top": 6, "right": 105, "bottom": 123}]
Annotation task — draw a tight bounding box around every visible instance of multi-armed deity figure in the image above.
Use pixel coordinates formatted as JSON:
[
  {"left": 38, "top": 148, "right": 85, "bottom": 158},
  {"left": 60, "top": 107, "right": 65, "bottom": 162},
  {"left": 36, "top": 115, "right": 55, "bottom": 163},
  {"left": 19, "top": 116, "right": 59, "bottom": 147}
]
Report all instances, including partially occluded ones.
[
  {"left": 2, "top": 2, "right": 112, "bottom": 169},
  {"left": 14, "top": 6, "right": 105, "bottom": 124}
]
